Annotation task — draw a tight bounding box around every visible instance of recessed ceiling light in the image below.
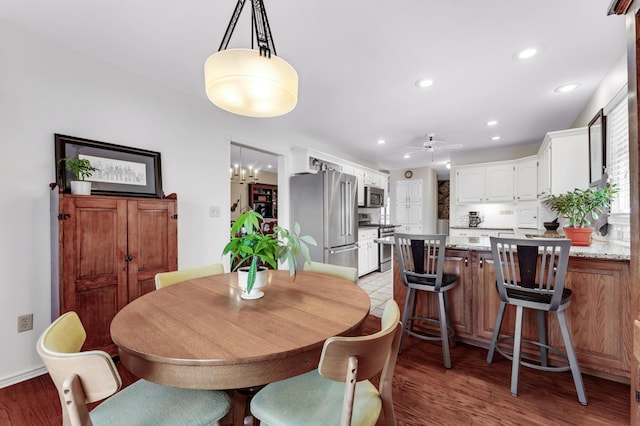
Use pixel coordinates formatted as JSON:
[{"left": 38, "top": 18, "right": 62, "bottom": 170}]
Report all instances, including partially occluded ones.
[
  {"left": 491, "top": 136, "right": 501, "bottom": 141},
  {"left": 403, "top": 154, "right": 411, "bottom": 159},
  {"left": 554, "top": 83, "right": 581, "bottom": 93},
  {"left": 415, "top": 79, "right": 433, "bottom": 88},
  {"left": 486, "top": 120, "right": 498, "bottom": 126},
  {"left": 267, "top": 164, "right": 272, "bottom": 169},
  {"left": 377, "top": 139, "right": 386, "bottom": 145},
  {"left": 514, "top": 47, "right": 537, "bottom": 60},
  {"left": 446, "top": 162, "right": 451, "bottom": 170}
]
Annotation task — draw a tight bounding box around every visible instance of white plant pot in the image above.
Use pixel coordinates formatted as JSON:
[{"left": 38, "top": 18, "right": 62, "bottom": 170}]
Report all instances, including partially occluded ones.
[
  {"left": 70, "top": 181, "right": 92, "bottom": 195},
  {"left": 237, "top": 266, "right": 268, "bottom": 299}
]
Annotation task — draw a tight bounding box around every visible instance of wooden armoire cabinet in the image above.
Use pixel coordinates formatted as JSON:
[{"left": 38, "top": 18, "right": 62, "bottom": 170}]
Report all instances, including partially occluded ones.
[{"left": 51, "top": 191, "right": 178, "bottom": 354}]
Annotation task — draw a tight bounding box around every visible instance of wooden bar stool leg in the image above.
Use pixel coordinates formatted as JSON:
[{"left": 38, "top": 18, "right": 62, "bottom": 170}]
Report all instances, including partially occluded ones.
[
  {"left": 537, "top": 310, "right": 548, "bottom": 367},
  {"left": 487, "top": 301, "right": 506, "bottom": 363},
  {"left": 557, "top": 310, "right": 588, "bottom": 405},
  {"left": 510, "top": 306, "right": 525, "bottom": 397}
]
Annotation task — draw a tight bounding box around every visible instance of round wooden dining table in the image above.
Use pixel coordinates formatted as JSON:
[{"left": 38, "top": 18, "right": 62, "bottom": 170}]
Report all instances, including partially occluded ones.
[{"left": 111, "top": 269, "right": 371, "bottom": 425}]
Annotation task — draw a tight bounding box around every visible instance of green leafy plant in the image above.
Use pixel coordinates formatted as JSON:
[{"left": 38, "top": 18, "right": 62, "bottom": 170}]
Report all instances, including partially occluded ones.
[
  {"left": 59, "top": 156, "right": 97, "bottom": 181},
  {"left": 222, "top": 210, "right": 317, "bottom": 294},
  {"left": 543, "top": 185, "right": 618, "bottom": 228}
]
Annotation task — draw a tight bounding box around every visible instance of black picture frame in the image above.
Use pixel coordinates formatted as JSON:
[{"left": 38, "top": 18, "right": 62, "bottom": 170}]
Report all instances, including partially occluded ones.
[
  {"left": 588, "top": 108, "right": 607, "bottom": 185},
  {"left": 55, "top": 134, "right": 163, "bottom": 198}
]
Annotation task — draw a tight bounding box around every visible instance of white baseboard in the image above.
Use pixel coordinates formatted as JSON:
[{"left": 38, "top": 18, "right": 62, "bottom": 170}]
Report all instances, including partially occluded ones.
[{"left": 0, "top": 366, "right": 48, "bottom": 389}]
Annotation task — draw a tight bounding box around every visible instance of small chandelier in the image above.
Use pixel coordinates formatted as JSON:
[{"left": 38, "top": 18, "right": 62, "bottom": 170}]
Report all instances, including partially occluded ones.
[
  {"left": 230, "top": 146, "right": 259, "bottom": 184},
  {"left": 204, "top": 0, "right": 298, "bottom": 118}
]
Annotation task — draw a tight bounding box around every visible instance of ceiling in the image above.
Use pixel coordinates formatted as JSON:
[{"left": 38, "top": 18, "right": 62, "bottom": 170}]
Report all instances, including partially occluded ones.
[{"left": 0, "top": 1, "right": 627, "bottom": 177}]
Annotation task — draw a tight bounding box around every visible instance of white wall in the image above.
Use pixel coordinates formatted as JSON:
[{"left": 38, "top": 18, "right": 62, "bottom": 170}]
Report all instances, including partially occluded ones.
[{"left": 0, "top": 21, "right": 325, "bottom": 387}]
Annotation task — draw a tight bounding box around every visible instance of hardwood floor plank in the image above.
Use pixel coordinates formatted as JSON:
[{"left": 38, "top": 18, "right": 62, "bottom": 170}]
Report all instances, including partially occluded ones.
[{"left": 0, "top": 315, "right": 629, "bottom": 425}]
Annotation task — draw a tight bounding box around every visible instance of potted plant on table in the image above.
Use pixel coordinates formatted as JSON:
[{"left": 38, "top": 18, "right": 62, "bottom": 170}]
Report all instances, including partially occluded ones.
[
  {"left": 543, "top": 184, "right": 618, "bottom": 246},
  {"left": 223, "top": 210, "right": 317, "bottom": 299},
  {"left": 59, "top": 156, "right": 98, "bottom": 195}
]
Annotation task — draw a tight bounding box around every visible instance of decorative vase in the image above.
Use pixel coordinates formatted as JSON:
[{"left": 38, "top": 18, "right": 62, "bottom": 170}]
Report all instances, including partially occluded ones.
[
  {"left": 563, "top": 227, "right": 593, "bottom": 246},
  {"left": 237, "top": 266, "right": 268, "bottom": 299},
  {"left": 70, "top": 181, "right": 92, "bottom": 195}
]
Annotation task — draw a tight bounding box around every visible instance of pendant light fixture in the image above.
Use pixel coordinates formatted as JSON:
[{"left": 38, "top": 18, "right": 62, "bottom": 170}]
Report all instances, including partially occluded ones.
[{"left": 204, "top": 0, "right": 298, "bottom": 118}]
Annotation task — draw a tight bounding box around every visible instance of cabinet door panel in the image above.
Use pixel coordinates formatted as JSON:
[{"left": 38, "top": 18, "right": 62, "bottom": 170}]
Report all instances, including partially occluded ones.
[
  {"left": 127, "top": 199, "right": 178, "bottom": 300},
  {"left": 485, "top": 165, "right": 514, "bottom": 201},
  {"left": 548, "top": 258, "right": 631, "bottom": 376},
  {"left": 61, "top": 196, "right": 128, "bottom": 353}
]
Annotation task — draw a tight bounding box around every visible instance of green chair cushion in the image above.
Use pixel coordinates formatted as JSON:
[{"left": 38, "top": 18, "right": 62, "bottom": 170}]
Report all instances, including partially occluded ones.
[
  {"left": 90, "top": 379, "right": 231, "bottom": 426},
  {"left": 250, "top": 369, "right": 381, "bottom": 426}
]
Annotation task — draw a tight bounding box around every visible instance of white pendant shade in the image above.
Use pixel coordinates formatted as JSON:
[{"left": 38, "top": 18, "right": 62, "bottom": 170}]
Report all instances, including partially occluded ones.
[{"left": 204, "top": 48, "right": 298, "bottom": 118}]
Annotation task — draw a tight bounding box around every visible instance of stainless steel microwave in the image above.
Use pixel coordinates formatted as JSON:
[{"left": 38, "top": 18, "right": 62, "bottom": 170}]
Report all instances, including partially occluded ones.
[{"left": 364, "top": 186, "right": 385, "bottom": 208}]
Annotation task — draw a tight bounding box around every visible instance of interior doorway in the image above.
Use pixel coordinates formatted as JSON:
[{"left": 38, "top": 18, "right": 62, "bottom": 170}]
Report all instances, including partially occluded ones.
[{"left": 229, "top": 143, "right": 280, "bottom": 231}]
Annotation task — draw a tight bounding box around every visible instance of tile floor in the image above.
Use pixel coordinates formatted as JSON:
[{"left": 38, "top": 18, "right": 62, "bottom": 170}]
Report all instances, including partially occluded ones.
[{"left": 357, "top": 269, "right": 393, "bottom": 317}]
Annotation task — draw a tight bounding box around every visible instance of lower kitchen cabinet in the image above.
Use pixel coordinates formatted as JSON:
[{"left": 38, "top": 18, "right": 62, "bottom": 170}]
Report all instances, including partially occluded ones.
[
  {"left": 358, "top": 228, "right": 379, "bottom": 277},
  {"left": 392, "top": 246, "right": 631, "bottom": 382},
  {"left": 51, "top": 192, "right": 178, "bottom": 354}
]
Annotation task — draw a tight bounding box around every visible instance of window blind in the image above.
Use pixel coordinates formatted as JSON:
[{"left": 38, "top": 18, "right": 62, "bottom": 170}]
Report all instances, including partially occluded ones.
[{"left": 607, "top": 97, "right": 629, "bottom": 214}]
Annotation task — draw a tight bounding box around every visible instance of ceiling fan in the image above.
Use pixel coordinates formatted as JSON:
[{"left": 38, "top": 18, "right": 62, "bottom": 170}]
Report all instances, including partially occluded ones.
[{"left": 404, "top": 133, "right": 464, "bottom": 157}]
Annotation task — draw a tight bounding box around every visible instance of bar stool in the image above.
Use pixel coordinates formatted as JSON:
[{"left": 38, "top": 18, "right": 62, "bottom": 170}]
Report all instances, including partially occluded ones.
[
  {"left": 394, "top": 233, "right": 458, "bottom": 368},
  {"left": 487, "top": 237, "right": 587, "bottom": 405}
]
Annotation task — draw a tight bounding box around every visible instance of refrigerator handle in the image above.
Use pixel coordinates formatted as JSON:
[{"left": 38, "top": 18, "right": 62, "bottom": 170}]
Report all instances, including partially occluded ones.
[
  {"left": 329, "top": 245, "right": 359, "bottom": 255},
  {"left": 346, "top": 181, "right": 353, "bottom": 236},
  {"left": 340, "top": 180, "right": 347, "bottom": 237}
]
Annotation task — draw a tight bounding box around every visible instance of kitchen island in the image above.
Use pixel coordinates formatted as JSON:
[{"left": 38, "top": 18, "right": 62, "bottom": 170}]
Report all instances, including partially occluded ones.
[{"left": 377, "top": 235, "right": 631, "bottom": 383}]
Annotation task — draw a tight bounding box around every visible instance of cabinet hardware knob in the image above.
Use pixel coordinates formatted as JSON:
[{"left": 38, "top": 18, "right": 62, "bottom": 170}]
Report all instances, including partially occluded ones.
[{"left": 124, "top": 254, "right": 133, "bottom": 262}]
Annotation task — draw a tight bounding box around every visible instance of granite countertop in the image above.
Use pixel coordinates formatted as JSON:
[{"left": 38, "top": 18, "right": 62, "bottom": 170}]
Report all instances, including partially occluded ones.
[{"left": 374, "top": 234, "right": 630, "bottom": 260}]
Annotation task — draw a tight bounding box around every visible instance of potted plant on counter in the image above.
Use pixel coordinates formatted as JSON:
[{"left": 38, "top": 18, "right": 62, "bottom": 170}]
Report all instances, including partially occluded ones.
[
  {"left": 223, "top": 210, "right": 317, "bottom": 299},
  {"left": 59, "top": 156, "right": 98, "bottom": 195},
  {"left": 543, "top": 184, "right": 618, "bottom": 246}
]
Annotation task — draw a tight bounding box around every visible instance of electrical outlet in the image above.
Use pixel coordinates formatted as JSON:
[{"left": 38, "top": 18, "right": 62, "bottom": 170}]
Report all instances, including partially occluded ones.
[{"left": 18, "top": 314, "right": 33, "bottom": 333}]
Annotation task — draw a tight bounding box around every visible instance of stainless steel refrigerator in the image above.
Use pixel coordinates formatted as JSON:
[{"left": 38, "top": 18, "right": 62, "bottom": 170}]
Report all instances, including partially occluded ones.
[{"left": 290, "top": 170, "right": 358, "bottom": 269}]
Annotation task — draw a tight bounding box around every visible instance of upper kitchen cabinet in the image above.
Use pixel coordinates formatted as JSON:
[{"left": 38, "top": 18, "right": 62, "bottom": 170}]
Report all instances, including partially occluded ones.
[
  {"left": 455, "top": 166, "right": 485, "bottom": 203},
  {"left": 396, "top": 179, "right": 423, "bottom": 203},
  {"left": 537, "top": 127, "right": 589, "bottom": 197},
  {"left": 456, "top": 162, "right": 514, "bottom": 203},
  {"left": 485, "top": 164, "right": 514, "bottom": 202},
  {"left": 515, "top": 156, "right": 538, "bottom": 201}
]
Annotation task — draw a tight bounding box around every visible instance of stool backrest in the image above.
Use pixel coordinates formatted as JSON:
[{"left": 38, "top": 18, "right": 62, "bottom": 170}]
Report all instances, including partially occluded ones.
[
  {"left": 490, "top": 237, "right": 571, "bottom": 310},
  {"left": 394, "top": 233, "right": 447, "bottom": 290}
]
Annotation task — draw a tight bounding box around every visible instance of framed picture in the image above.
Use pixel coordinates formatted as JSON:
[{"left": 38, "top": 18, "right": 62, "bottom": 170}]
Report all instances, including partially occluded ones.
[
  {"left": 588, "top": 108, "right": 606, "bottom": 185},
  {"left": 55, "top": 134, "right": 163, "bottom": 198}
]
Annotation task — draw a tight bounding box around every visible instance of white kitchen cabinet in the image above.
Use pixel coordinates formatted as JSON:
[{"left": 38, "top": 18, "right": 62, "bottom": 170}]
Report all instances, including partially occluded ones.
[
  {"left": 515, "top": 157, "right": 538, "bottom": 201},
  {"left": 516, "top": 201, "right": 539, "bottom": 229},
  {"left": 396, "top": 179, "right": 423, "bottom": 203},
  {"left": 536, "top": 127, "right": 589, "bottom": 197},
  {"left": 456, "top": 167, "right": 485, "bottom": 203},
  {"left": 358, "top": 228, "right": 379, "bottom": 277},
  {"left": 396, "top": 179, "right": 423, "bottom": 235},
  {"left": 485, "top": 164, "right": 515, "bottom": 201},
  {"left": 396, "top": 203, "right": 422, "bottom": 225}
]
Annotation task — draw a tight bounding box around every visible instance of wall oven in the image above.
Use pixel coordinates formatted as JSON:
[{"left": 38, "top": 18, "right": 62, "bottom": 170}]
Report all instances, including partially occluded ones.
[{"left": 364, "top": 186, "right": 385, "bottom": 208}]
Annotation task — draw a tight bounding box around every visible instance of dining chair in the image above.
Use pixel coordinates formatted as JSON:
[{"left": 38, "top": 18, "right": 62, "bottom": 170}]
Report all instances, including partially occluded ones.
[
  {"left": 394, "top": 233, "right": 458, "bottom": 368},
  {"left": 37, "top": 311, "right": 231, "bottom": 426},
  {"left": 154, "top": 263, "right": 225, "bottom": 289},
  {"left": 250, "top": 299, "right": 402, "bottom": 426},
  {"left": 487, "top": 237, "right": 587, "bottom": 405},
  {"left": 303, "top": 260, "right": 359, "bottom": 283}
]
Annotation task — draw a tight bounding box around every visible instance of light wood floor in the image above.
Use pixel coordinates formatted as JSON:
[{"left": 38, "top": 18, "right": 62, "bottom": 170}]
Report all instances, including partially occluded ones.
[{"left": 0, "top": 315, "right": 629, "bottom": 425}]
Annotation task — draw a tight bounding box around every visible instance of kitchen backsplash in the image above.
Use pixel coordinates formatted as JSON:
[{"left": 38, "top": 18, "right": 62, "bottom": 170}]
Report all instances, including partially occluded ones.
[{"left": 455, "top": 203, "right": 517, "bottom": 228}]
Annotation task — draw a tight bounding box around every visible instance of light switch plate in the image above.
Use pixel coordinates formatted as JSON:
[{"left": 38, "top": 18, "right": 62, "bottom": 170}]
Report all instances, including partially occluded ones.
[{"left": 209, "top": 206, "right": 220, "bottom": 217}]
